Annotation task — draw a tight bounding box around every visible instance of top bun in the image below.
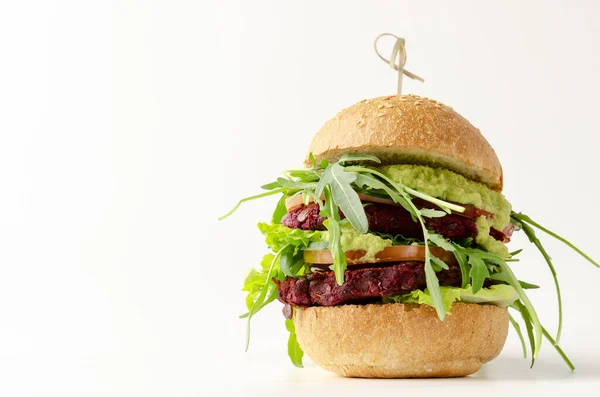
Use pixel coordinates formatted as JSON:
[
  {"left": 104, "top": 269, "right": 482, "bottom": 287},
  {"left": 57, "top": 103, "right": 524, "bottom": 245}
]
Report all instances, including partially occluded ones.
[{"left": 306, "top": 95, "right": 503, "bottom": 191}]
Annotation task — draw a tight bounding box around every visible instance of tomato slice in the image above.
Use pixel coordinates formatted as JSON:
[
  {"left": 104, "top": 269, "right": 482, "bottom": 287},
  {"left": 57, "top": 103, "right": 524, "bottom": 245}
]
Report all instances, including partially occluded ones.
[{"left": 303, "top": 245, "right": 457, "bottom": 266}]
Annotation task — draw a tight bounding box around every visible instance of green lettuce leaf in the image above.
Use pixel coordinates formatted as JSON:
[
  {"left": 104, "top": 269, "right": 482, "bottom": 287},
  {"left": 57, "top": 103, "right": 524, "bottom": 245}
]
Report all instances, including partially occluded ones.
[
  {"left": 242, "top": 253, "right": 281, "bottom": 313},
  {"left": 384, "top": 284, "right": 519, "bottom": 313},
  {"left": 258, "top": 222, "right": 323, "bottom": 252},
  {"left": 241, "top": 223, "right": 326, "bottom": 351},
  {"left": 244, "top": 224, "right": 323, "bottom": 314}
]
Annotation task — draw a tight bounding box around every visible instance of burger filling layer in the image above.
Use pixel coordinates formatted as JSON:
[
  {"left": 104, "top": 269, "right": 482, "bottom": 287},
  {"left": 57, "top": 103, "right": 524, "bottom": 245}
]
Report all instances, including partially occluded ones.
[
  {"left": 268, "top": 165, "right": 517, "bottom": 310},
  {"left": 282, "top": 165, "right": 512, "bottom": 257},
  {"left": 248, "top": 164, "right": 518, "bottom": 314},
  {"left": 284, "top": 202, "right": 481, "bottom": 241},
  {"left": 277, "top": 261, "right": 462, "bottom": 307}
]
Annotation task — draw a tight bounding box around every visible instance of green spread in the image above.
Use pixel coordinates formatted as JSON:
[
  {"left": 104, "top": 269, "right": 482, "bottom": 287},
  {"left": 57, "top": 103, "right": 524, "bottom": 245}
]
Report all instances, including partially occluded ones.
[
  {"left": 380, "top": 165, "right": 511, "bottom": 229},
  {"left": 379, "top": 165, "right": 511, "bottom": 257},
  {"left": 321, "top": 223, "right": 392, "bottom": 262},
  {"left": 475, "top": 216, "right": 509, "bottom": 257},
  {"left": 382, "top": 165, "right": 510, "bottom": 223}
]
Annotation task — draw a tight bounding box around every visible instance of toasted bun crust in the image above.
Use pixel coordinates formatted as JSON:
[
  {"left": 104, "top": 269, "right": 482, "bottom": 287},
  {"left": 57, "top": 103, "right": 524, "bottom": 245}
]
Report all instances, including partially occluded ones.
[
  {"left": 294, "top": 302, "right": 508, "bottom": 378},
  {"left": 306, "top": 95, "right": 503, "bottom": 191}
]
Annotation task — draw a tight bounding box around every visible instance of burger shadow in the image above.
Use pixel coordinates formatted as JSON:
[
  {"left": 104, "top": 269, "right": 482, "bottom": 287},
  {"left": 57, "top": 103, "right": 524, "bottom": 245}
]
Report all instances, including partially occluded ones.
[
  {"left": 303, "top": 356, "right": 600, "bottom": 383},
  {"left": 468, "top": 356, "right": 599, "bottom": 381}
]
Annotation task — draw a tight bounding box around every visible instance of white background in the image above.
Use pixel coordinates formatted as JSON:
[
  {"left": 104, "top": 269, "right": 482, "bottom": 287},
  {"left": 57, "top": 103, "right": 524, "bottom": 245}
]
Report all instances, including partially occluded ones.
[{"left": 1, "top": 0, "right": 600, "bottom": 395}]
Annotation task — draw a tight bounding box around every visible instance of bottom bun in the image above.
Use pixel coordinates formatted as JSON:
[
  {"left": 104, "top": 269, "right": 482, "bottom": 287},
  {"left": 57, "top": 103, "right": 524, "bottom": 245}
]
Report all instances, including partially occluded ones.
[{"left": 294, "top": 302, "right": 508, "bottom": 378}]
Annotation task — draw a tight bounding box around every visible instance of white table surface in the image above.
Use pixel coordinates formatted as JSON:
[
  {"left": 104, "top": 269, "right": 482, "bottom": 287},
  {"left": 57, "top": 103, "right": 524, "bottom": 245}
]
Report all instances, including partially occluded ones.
[{"left": 207, "top": 349, "right": 600, "bottom": 396}]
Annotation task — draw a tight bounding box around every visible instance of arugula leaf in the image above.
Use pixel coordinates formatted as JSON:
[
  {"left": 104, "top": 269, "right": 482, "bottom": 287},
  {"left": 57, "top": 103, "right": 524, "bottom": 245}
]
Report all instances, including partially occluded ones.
[
  {"left": 338, "top": 153, "right": 382, "bottom": 165},
  {"left": 513, "top": 212, "right": 599, "bottom": 268},
  {"left": 501, "top": 265, "right": 542, "bottom": 359},
  {"left": 308, "top": 152, "right": 317, "bottom": 168},
  {"left": 463, "top": 248, "right": 506, "bottom": 265},
  {"left": 291, "top": 252, "right": 305, "bottom": 275},
  {"left": 452, "top": 246, "right": 542, "bottom": 361},
  {"left": 512, "top": 301, "right": 536, "bottom": 368},
  {"left": 307, "top": 241, "right": 329, "bottom": 250},
  {"left": 542, "top": 326, "right": 575, "bottom": 371},
  {"left": 511, "top": 305, "right": 575, "bottom": 370},
  {"left": 322, "top": 186, "right": 346, "bottom": 285},
  {"left": 510, "top": 248, "right": 523, "bottom": 257},
  {"left": 468, "top": 255, "right": 490, "bottom": 294},
  {"left": 272, "top": 195, "right": 288, "bottom": 224},
  {"left": 219, "top": 189, "right": 286, "bottom": 220},
  {"left": 283, "top": 169, "right": 320, "bottom": 180},
  {"left": 279, "top": 244, "right": 297, "bottom": 277},
  {"left": 512, "top": 214, "right": 563, "bottom": 343},
  {"left": 302, "top": 190, "right": 323, "bottom": 207},
  {"left": 284, "top": 189, "right": 304, "bottom": 204},
  {"left": 285, "top": 319, "right": 304, "bottom": 368},
  {"left": 427, "top": 231, "right": 457, "bottom": 252},
  {"left": 261, "top": 181, "right": 282, "bottom": 190},
  {"left": 353, "top": 173, "right": 413, "bottom": 216},
  {"left": 430, "top": 256, "right": 449, "bottom": 271},
  {"left": 317, "top": 163, "right": 368, "bottom": 233},
  {"left": 489, "top": 272, "right": 540, "bottom": 289},
  {"left": 453, "top": 247, "right": 470, "bottom": 289},
  {"left": 508, "top": 314, "right": 528, "bottom": 359},
  {"left": 239, "top": 283, "right": 278, "bottom": 319},
  {"left": 276, "top": 177, "right": 317, "bottom": 190},
  {"left": 423, "top": 259, "right": 444, "bottom": 319},
  {"left": 455, "top": 237, "right": 474, "bottom": 248},
  {"left": 517, "top": 280, "right": 541, "bottom": 289},
  {"left": 244, "top": 248, "right": 285, "bottom": 351},
  {"left": 401, "top": 194, "right": 446, "bottom": 320},
  {"left": 370, "top": 231, "right": 422, "bottom": 246},
  {"left": 419, "top": 208, "right": 447, "bottom": 218}
]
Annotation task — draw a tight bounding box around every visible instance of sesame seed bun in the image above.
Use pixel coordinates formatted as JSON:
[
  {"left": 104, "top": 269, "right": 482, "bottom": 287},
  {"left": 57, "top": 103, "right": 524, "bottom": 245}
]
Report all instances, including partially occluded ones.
[
  {"left": 306, "top": 95, "right": 503, "bottom": 191},
  {"left": 294, "top": 302, "right": 509, "bottom": 378}
]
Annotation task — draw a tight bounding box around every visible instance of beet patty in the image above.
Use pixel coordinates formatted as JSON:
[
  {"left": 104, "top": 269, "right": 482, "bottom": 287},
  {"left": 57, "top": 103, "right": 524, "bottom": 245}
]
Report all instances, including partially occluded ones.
[{"left": 276, "top": 261, "right": 462, "bottom": 307}]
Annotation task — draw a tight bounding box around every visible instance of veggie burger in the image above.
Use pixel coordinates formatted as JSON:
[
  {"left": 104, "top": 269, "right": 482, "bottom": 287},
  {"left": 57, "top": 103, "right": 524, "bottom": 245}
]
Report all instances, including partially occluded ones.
[{"left": 221, "top": 94, "right": 598, "bottom": 378}]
